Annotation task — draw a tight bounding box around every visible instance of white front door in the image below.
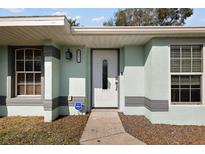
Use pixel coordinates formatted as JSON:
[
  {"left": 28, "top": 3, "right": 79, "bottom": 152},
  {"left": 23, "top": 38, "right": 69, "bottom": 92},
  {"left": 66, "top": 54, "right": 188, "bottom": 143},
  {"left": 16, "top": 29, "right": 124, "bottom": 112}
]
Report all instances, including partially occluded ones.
[{"left": 92, "top": 50, "right": 118, "bottom": 108}]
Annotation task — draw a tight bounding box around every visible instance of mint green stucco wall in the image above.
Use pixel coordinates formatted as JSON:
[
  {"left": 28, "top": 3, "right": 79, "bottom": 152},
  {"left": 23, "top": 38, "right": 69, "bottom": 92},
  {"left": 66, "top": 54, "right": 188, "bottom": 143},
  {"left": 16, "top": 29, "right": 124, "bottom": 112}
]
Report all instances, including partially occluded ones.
[
  {"left": 59, "top": 46, "right": 87, "bottom": 96},
  {"left": 123, "top": 38, "right": 205, "bottom": 101},
  {"left": 149, "top": 40, "right": 169, "bottom": 100},
  {"left": 144, "top": 41, "right": 152, "bottom": 99},
  {"left": 123, "top": 46, "right": 144, "bottom": 97},
  {"left": 59, "top": 46, "right": 91, "bottom": 110},
  {"left": 0, "top": 46, "right": 8, "bottom": 96},
  {"left": 144, "top": 37, "right": 205, "bottom": 100},
  {"left": 52, "top": 57, "right": 60, "bottom": 98},
  {"left": 119, "top": 47, "right": 125, "bottom": 74},
  {"left": 144, "top": 39, "right": 169, "bottom": 100}
]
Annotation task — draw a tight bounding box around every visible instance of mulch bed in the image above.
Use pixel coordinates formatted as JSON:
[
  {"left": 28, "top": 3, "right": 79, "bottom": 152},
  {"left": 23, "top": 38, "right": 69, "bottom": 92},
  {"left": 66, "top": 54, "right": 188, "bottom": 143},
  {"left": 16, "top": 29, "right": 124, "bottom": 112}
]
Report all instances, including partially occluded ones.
[
  {"left": 118, "top": 112, "right": 205, "bottom": 145},
  {"left": 0, "top": 114, "right": 89, "bottom": 145}
]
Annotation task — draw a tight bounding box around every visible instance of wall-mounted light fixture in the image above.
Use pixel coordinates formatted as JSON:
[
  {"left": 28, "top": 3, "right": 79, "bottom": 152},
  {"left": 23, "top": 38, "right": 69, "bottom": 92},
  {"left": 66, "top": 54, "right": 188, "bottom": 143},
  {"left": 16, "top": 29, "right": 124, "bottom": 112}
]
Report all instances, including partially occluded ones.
[
  {"left": 65, "top": 49, "right": 72, "bottom": 60},
  {"left": 76, "top": 49, "right": 81, "bottom": 63}
]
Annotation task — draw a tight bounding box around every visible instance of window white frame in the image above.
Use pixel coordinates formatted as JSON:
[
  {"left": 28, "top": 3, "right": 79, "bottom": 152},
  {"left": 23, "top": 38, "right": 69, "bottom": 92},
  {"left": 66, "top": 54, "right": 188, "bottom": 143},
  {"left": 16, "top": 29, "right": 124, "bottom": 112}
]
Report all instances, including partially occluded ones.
[
  {"left": 169, "top": 44, "right": 204, "bottom": 105},
  {"left": 15, "top": 48, "right": 42, "bottom": 96}
]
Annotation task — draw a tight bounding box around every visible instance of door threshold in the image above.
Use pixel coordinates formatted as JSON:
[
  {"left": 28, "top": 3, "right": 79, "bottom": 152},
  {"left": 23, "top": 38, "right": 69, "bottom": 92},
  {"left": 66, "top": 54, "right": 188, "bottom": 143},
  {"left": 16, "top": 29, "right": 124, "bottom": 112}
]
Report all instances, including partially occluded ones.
[
  {"left": 92, "top": 107, "right": 119, "bottom": 109},
  {"left": 91, "top": 108, "right": 119, "bottom": 112}
]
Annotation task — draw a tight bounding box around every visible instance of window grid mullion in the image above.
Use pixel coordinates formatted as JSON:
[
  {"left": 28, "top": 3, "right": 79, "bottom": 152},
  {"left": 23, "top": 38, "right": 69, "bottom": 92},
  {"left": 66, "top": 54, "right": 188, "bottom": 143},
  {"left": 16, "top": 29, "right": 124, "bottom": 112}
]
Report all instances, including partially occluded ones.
[
  {"left": 180, "top": 46, "right": 182, "bottom": 72},
  {"left": 189, "top": 75, "right": 191, "bottom": 102},
  {"left": 24, "top": 49, "right": 26, "bottom": 95},
  {"left": 33, "top": 49, "right": 35, "bottom": 95},
  {"left": 15, "top": 50, "right": 17, "bottom": 96},
  {"left": 179, "top": 76, "right": 181, "bottom": 102}
]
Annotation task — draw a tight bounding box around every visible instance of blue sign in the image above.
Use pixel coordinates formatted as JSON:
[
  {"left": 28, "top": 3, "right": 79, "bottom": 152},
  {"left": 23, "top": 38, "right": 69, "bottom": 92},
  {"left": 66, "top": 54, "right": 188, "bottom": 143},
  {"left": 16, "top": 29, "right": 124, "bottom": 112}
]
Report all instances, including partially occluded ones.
[{"left": 75, "top": 102, "right": 83, "bottom": 111}]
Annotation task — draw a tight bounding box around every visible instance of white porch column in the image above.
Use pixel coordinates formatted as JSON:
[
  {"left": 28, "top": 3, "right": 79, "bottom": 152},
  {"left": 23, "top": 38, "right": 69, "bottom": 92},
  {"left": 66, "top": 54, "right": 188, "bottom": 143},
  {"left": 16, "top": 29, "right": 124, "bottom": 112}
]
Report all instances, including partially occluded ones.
[
  {"left": 43, "top": 45, "right": 60, "bottom": 122},
  {"left": 44, "top": 56, "right": 53, "bottom": 122}
]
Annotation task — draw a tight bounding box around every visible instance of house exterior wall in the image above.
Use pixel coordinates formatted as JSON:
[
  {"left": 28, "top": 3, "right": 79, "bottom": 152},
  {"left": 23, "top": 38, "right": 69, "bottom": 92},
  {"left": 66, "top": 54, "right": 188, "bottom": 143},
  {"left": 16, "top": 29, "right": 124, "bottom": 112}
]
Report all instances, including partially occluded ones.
[
  {"left": 1, "top": 36, "right": 205, "bottom": 125},
  {"left": 123, "top": 37, "right": 205, "bottom": 125},
  {"left": 59, "top": 46, "right": 87, "bottom": 96},
  {"left": 124, "top": 46, "right": 144, "bottom": 97},
  {"left": 58, "top": 46, "right": 90, "bottom": 115}
]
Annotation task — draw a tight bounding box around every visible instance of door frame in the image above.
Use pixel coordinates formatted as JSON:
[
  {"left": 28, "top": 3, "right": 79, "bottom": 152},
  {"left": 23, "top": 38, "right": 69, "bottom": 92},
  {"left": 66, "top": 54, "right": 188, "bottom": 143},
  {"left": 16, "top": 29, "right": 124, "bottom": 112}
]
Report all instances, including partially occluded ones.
[{"left": 90, "top": 48, "right": 120, "bottom": 109}]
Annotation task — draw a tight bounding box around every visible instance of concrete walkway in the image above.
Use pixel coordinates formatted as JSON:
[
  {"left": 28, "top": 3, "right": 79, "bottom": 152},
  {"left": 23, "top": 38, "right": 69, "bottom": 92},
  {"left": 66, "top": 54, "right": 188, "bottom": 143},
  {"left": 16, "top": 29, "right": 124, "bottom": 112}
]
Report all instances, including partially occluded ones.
[{"left": 80, "top": 109, "right": 145, "bottom": 145}]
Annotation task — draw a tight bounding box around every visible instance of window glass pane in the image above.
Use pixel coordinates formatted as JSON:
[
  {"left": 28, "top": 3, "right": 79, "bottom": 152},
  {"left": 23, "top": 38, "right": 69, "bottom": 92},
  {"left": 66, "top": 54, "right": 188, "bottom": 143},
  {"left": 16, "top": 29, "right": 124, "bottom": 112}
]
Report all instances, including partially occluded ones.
[
  {"left": 171, "top": 76, "right": 179, "bottom": 88},
  {"left": 17, "top": 73, "right": 25, "bottom": 84},
  {"left": 192, "top": 45, "right": 202, "bottom": 58},
  {"left": 181, "top": 45, "right": 191, "bottom": 58},
  {"left": 25, "top": 49, "right": 33, "bottom": 60},
  {"left": 180, "top": 76, "right": 190, "bottom": 88},
  {"left": 34, "top": 50, "right": 41, "bottom": 60},
  {"left": 192, "top": 59, "right": 202, "bottom": 72},
  {"left": 16, "top": 61, "right": 24, "bottom": 71},
  {"left": 34, "top": 61, "right": 41, "bottom": 71},
  {"left": 17, "top": 85, "right": 25, "bottom": 95},
  {"left": 171, "top": 46, "right": 180, "bottom": 58},
  {"left": 191, "top": 89, "right": 201, "bottom": 102},
  {"left": 26, "top": 85, "right": 33, "bottom": 95},
  {"left": 35, "top": 85, "right": 41, "bottom": 95},
  {"left": 102, "top": 60, "right": 108, "bottom": 89},
  {"left": 26, "top": 73, "right": 33, "bottom": 84},
  {"left": 16, "top": 50, "right": 24, "bottom": 60},
  {"left": 181, "top": 89, "right": 190, "bottom": 102},
  {"left": 171, "top": 89, "right": 179, "bottom": 102},
  {"left": 171, "top": 45, "right": 202, "bottom": 73},
  {"left": 35, "top": 73, "right": 41, "bottom": 84},
  {"left": 191, "top": 76, "right": 200, "bottom": 88},
  {"left": 16, "top": 48, "right": 42, "bottom": 96},
  {"left": 182, "top": 59, "right": 191, "bottom": 72},
  {"left": 25, "top": 61, "right": 33, "bottom": 71},
  {"left": 171, "top": 59, "right": 180, "bottom": 72}
]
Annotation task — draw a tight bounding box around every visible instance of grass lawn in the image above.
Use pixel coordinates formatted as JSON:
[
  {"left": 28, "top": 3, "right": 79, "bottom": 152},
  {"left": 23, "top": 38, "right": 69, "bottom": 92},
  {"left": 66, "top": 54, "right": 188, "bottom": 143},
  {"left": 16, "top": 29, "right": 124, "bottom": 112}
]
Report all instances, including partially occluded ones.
[
  {"left": 0, "top": 115, "right": 89, "bottom": 145},
  {"left": 119, "top": 112, "right": 205, "bottom": 145}
]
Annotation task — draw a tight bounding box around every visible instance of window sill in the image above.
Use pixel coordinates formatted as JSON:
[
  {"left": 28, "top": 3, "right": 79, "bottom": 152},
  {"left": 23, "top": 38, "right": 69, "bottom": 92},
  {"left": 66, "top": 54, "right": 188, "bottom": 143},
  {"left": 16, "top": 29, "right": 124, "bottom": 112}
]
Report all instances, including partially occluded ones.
[
  {"left": 14, "top": 95, "right": 42, "bottom": 99},
  {"left": 171, "top": 102, "right": 202, "bottom": 105},
  {"left": 6, "top": 96, "right": 43, "bottom": 106}
]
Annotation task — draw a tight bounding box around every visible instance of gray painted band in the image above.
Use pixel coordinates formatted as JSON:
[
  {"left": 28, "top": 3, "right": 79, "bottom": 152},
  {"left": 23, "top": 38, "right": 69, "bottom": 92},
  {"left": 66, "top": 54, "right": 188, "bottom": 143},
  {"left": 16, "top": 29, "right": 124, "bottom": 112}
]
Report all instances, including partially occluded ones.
[
  {"left": 58, "top": 96, "right": 68, "bottom": 106},
  {"left": 44, "top": 97, "right": 59, "bottom": 111},
  {"left": 59, "top": 96, "right": 86, "bottom": 106},
  {"left": 44, "top": 96, "right": 86, "bottom": 111},
  {"left": 0, "top": 96, "right": 6, "bottom": 106},
  {"left": 125, "top": 96, "right": 168, "bottom": 112},
  {"left": 4, "top": 96, "right": 86, "bottom": 111},
  {"left": 43, "top": 45, "right": 60, "bottom": 59},
  {"left": 124, "top": 97, "right": 144, "bottom": 106}
]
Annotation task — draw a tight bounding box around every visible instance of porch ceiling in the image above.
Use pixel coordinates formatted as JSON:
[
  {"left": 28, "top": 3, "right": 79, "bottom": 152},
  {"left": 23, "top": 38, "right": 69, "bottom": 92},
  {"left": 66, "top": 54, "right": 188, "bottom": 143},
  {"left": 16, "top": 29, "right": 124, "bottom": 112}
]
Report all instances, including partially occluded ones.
[{"left": 1, "top": 16, "right": 205, "bottom": 48}]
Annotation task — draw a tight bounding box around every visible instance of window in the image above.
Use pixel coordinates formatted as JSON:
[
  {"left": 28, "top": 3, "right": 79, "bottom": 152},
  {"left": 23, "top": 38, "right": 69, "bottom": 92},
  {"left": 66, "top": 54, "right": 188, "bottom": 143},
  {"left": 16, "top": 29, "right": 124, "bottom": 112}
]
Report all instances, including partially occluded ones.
[
  {"left": 15, "top": 48, "right": 42, "bottom": 96},
  {"left": 170, "top": 45, "right": 203, "bottom": 104},
  {"left": 171, "top": 75, "right": 201, "bottom": 104},
  {"left": 171, "top": 45, "right": 202, "bottom": 72},
  {"left": 102, "top": 60, "right": 108, "bottom": 89}
]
